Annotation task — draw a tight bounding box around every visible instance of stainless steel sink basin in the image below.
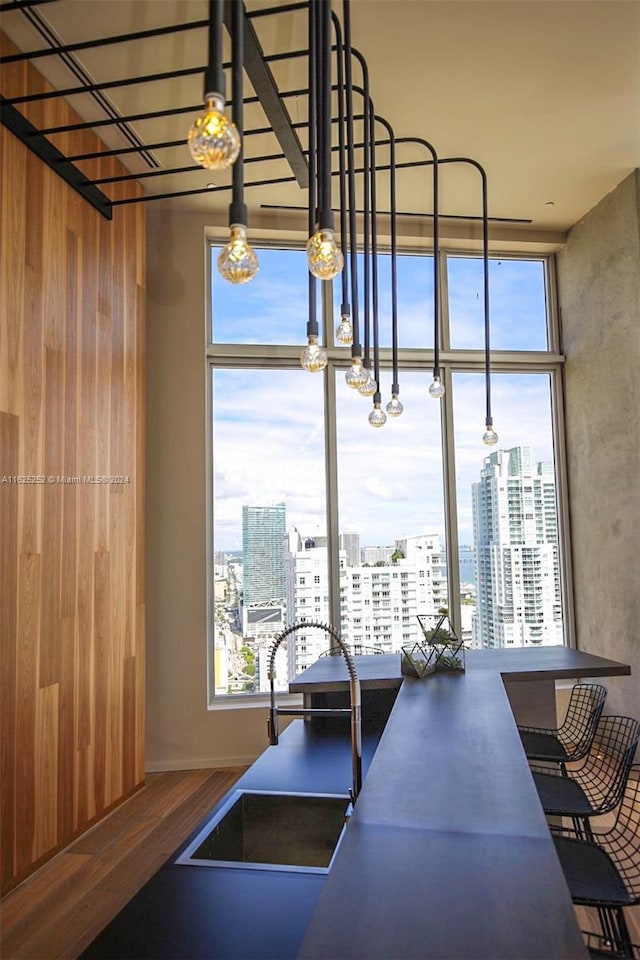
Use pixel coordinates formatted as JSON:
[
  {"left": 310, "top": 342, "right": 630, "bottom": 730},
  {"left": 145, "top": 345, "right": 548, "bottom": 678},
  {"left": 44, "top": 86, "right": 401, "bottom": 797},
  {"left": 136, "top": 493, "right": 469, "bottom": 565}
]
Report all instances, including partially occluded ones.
[{"left": 175, "top": 790, "right": 352, "bottom": 873}]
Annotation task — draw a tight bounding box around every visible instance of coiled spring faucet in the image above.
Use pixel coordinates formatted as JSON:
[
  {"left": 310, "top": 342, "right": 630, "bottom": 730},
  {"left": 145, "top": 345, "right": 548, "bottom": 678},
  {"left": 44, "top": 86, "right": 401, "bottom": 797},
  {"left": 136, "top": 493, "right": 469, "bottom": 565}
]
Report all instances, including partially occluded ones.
[{"left": 267, "top": 621, "right": 362, "bottom": 801}]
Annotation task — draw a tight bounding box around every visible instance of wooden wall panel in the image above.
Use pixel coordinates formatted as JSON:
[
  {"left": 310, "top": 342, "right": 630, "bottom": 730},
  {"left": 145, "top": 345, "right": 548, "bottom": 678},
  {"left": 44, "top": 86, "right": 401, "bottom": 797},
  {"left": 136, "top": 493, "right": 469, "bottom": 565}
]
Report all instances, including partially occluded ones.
[{"left": 0, "top": 32, "right": 146, "bottom": 894}]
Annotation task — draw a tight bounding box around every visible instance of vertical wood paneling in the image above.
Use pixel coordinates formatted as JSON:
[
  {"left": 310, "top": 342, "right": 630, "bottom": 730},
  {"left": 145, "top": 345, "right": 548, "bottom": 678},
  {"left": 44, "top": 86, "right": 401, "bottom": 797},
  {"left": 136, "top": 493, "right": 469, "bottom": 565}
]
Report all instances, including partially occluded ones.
[
  {"left": 0, "top": 412, "right": 20, "bottom": 888},
  {"left": 33, "top": 683, "right": 59, "bottom": 861},
  {"left": 0, "top": 31, "right": 146, "bottom": 894},
  {"left": 14, "top": 552, "right": 39, "bottom": 877}
]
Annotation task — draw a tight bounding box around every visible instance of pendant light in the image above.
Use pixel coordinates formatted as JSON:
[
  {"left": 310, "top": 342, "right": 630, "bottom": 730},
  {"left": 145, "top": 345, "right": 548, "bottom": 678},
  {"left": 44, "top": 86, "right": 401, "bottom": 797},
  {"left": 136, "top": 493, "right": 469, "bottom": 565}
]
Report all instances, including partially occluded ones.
[
  {"left": 306, "top": 0, "right": 343, "bottom": 281},
  {"left": 217, "top": 0, "right": 258, "bottom": 284},
  {"left": 188, "top": 0, "right": 240, "bottom": 171}
]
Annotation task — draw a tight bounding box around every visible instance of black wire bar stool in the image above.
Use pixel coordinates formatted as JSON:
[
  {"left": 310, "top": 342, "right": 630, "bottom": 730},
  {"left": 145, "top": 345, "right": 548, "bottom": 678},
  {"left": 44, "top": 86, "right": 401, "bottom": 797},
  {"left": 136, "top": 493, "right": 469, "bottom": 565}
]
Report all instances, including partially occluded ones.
[
  {"left": 531, "top": 715, "right": 640, "bottom": 840},
  {"left": 554, "top": 766, "right": 640, "bottom": 958},
  {"left": 519, "top": 682, "right": 607, "bottom": 774},
  {"left": 582, "top": 930, "right": 640, "bottom": 960}
]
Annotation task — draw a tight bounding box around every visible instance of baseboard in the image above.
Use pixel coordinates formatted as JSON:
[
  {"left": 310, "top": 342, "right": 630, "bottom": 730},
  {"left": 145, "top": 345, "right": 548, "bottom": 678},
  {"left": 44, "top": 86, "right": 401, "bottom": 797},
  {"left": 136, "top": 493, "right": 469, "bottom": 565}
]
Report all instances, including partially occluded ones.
[{"left": 145, "top": 755, "right": 259, "bottom": 773}]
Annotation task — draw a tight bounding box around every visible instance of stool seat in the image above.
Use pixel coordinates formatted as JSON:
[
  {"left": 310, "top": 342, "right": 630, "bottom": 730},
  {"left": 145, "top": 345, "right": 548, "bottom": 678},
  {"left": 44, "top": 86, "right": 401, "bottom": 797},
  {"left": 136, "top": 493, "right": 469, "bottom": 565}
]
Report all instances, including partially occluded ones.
[
  {"left": 532, "top": 770, "right": 595, "bottom": 816},
  {"left": 520, "top": 730, "right": 571, "bottom": 763},
  {"left": 554, "top": 835, "right": 631, "bottom": 906}
]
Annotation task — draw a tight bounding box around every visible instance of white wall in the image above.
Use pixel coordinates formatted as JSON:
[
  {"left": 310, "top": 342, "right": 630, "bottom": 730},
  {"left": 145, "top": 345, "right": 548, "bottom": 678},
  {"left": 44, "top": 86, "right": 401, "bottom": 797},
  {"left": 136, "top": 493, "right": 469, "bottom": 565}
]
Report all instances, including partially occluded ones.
[{"left": 145, "top": 208, "right": 272, "bottom": 769}]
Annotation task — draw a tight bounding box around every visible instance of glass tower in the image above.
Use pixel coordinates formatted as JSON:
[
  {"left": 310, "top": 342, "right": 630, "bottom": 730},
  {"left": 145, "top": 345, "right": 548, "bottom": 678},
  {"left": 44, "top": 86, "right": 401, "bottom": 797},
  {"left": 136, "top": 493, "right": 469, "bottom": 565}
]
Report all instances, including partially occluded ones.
[{"left": 242, "top": 503, "right": 287, "bottom": 607}]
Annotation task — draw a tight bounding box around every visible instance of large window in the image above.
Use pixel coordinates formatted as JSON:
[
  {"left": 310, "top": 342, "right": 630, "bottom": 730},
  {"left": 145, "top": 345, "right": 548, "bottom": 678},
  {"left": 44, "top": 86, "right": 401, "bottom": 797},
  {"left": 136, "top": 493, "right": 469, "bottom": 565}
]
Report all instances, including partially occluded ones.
[{"left": 207, "top": 245, "right": 570, "bottom": 700}]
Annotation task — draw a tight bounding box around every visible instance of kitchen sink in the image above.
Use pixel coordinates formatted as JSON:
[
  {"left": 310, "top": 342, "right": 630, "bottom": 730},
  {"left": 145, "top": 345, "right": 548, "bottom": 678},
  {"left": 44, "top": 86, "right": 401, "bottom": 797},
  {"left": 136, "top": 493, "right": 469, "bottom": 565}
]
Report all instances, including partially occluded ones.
[{"left": 175, "top": 790, "right": 352, "bottom": 873}]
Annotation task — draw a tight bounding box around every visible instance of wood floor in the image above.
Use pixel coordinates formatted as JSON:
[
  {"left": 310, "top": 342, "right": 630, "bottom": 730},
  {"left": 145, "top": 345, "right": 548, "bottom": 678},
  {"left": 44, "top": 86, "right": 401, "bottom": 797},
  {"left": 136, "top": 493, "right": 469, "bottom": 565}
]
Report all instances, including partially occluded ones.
[
  {"left": 0, "top": 768, "right": 246, "bottom": 960},
  {"left": 1, "top": 765, "right": 638, "bottom": 960}
]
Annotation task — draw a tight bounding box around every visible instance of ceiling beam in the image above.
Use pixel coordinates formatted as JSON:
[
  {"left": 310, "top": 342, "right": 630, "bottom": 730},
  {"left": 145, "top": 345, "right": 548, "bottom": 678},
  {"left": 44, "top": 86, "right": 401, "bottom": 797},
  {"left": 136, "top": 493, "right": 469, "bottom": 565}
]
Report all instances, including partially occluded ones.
[
  {"left": 0, "top": 96, "right": 112, "bottom": 219},
  {"left": 224, "top": 0, "right": 309, "bottom": 190}
]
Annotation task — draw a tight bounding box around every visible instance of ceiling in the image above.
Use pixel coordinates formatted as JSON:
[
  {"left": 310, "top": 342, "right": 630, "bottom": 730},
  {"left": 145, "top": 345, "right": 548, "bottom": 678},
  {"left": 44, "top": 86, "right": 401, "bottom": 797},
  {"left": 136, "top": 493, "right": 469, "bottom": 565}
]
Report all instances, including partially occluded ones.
[{"left": 2, "top": 0, "right": 639, "bottom": 243}]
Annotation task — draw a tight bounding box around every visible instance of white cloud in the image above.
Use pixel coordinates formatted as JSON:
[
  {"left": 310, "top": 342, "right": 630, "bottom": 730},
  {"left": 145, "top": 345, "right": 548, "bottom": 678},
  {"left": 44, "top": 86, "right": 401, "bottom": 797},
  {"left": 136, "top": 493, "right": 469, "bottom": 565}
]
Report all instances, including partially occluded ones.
[{"left": 210, "top": 252, "right": 557, "bottom": 552}]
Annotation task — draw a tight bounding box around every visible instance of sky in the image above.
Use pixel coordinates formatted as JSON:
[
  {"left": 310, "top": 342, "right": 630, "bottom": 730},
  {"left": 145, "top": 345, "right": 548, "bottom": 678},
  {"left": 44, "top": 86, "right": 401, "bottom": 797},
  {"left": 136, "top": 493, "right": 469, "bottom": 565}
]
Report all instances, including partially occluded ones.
[{"left": 210, "top": 248, "right": 555, "bottom": 551}]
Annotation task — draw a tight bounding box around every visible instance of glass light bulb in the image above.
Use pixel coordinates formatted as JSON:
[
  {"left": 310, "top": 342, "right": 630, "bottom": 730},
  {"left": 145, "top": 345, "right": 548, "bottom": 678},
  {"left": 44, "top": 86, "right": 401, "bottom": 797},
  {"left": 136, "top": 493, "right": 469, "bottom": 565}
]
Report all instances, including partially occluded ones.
[
  {"left": 358, "top": 370, "right": 377, "bottom": 397},
  {"left": 386, "top": 394, "right": 404, "bottom": 417},
  {"left": 429, "top": 376, "right": 445, "bottom": 399},
  {"left": 300, "top": 335, "right": 328, "bottom": 373},
  {"left": 368, "top": 403, "right": 387, "bottom": 428},
  {"left": 345, "top": 358, "right": 368, "bottom": 389},
  {"left": 188, "top": 94, "right": 241, "bottom": 170},
  {"left": 335, "top": 316, "right": 353, "bottom": 345},
  {"left": 217, "top": 225, "right": 259, "bottom": 284},
  {"left": 483, "top": 427, "right": 499, "bottom": 446},
  {"left": 306, "top": 228, "right": 344, "bottom": 280}
]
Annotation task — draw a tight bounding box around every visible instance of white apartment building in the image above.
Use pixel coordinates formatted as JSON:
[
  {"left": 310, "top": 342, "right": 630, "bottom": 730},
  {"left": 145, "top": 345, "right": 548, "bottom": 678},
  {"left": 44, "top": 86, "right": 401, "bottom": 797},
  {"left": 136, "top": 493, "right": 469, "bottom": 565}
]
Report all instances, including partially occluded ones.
[
  {"left": 472, "top": 447, "right": 563, "bottom": 648},
  {"left": 284, "top": 529, "right": 445, "bottom": 680}
]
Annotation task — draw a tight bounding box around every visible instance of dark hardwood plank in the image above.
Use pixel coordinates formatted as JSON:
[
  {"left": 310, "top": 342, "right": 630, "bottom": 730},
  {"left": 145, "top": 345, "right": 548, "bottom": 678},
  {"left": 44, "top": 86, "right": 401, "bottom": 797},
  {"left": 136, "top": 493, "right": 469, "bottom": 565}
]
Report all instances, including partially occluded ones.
[{"left": 0, "top": 768, "right": 246, "bottom": 960}]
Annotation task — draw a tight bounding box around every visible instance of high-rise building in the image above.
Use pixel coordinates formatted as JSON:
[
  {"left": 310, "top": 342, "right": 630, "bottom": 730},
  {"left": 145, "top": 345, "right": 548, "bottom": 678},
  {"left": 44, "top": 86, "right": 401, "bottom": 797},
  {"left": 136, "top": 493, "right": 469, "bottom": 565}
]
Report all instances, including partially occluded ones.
[
  {"left": 241, "top": 503, "right": 286, "bottom": 636},
  {"left": 472, "top": 447, "right": 562, "bottom": 648},
  {"left": 339, "top": 532, "right": 360, "bottom": 567},
  {"left": 284, "top": 529, "right": 445, "bottom": 679}
]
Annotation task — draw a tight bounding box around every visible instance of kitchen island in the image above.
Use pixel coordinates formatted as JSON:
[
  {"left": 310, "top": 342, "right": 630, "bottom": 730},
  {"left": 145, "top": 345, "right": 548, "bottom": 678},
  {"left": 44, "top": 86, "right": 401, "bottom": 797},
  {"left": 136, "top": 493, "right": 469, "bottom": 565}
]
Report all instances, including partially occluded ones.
[
  {"left": 296, "top": 647, "right": 630, "bottom": 960},
  {"left": 83, "top": 647, "right": 630, "bottom": 959}
]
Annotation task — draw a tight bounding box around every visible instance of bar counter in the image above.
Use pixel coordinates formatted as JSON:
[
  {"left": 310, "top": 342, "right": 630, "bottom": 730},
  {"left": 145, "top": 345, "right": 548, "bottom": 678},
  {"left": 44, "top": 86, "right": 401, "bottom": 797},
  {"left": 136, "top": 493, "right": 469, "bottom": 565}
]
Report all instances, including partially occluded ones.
[{"left": 295, "top": 647, "right": 630, "bottom": 960}]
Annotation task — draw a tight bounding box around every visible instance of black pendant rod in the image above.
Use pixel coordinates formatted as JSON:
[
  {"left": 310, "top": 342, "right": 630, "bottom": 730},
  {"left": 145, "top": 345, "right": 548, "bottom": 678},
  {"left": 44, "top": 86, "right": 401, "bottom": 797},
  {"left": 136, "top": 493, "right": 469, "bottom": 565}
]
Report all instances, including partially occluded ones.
[
  {"left": 357, "top": 45, "right": 371, "bottom": 371},
  {"left": 352, "top": 49, "right": 378, "bottom": 393},
  {"left": 376, "top": 116, "right": 399, "bottom": 398},
  {"left": 342, "top": 0, "right": 360, "bottom": 361},
  {"left": 204, "top": 0, "right": 225, "bottom": 99},
  {"left": 370, "top": 94, "right": 381, "bottom": 405},
  {"left": 313, "top": 0, "right": 322, "bottom": 227},
  {"left": 318, "top": 0, "right": 333, "bottom": 232},
  {"left": 480, "top": 165, "right": 492, "bottom": 431},
  {"left": 306, "top": 0, "right": 318, "bottom": 341},
  {"left": 331, "top": 12, "right": 350, "bottom": 319},
  {"left": 229, "top": 0, "right": 246, "bottom": 225},
  {"left": 443, "top": 158, "right": 492, "bottom": 431}
]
